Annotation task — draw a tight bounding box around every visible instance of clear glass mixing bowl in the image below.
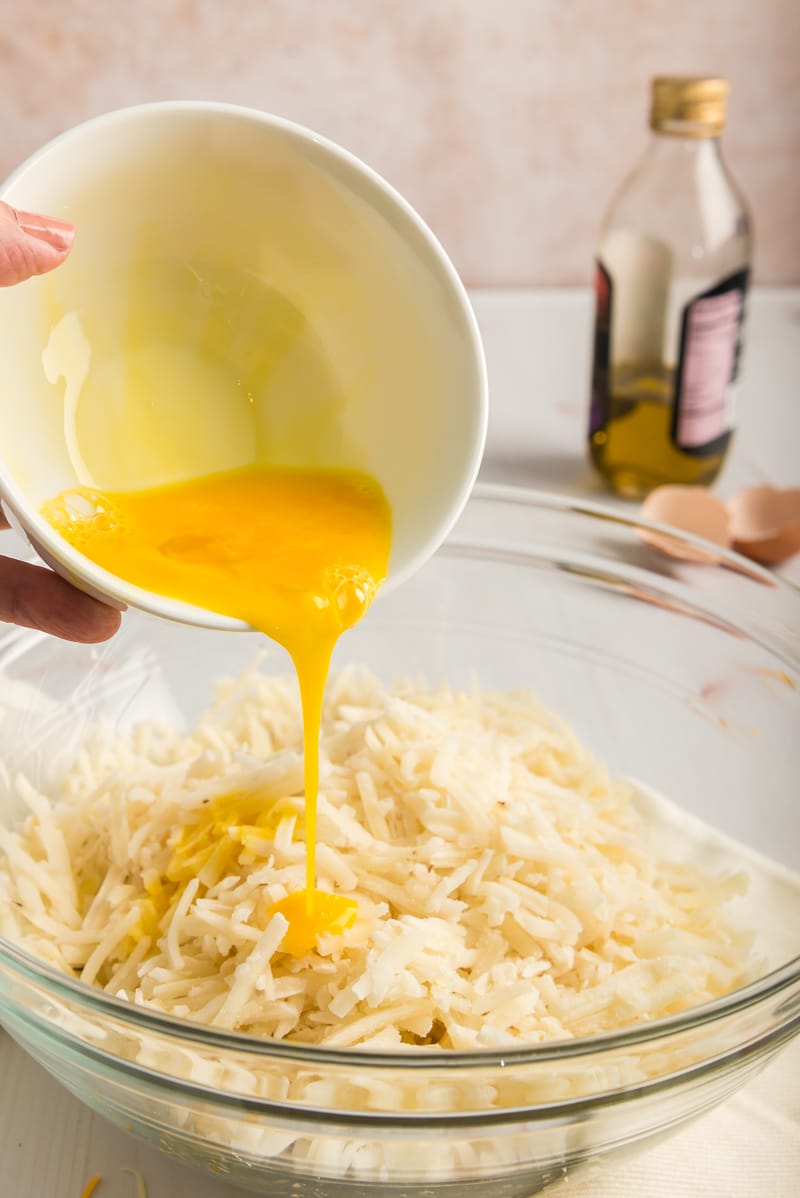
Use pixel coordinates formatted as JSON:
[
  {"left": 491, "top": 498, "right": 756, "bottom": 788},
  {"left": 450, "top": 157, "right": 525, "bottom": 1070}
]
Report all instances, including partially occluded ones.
[{"left": 0, "top": 486, "right": 798, "bottom": 1197}]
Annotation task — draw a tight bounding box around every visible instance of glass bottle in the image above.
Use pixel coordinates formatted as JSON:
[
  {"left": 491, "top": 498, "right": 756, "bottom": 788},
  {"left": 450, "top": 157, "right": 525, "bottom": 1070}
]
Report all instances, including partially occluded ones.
[{"left": 588, "top": 76, "right": 753, "bottom": 497}]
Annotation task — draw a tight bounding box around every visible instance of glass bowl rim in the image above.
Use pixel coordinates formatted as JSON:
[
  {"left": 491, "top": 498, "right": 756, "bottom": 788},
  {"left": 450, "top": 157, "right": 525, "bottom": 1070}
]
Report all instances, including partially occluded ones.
[
  {"left": 1, "top": 932, "right": 798, "bottom": 1071},
  {"left": 466, "top": 482, "right": 796, "bottom": 592}
]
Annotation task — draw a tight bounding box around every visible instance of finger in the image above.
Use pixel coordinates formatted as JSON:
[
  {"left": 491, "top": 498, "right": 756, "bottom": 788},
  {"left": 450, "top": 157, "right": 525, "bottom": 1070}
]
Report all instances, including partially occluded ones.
[
  {"left": 0, "top": 201, "right": 75, "bottom": 286},
  {"left": 0, "top": 556, "right": 122, "bottom": 643}
]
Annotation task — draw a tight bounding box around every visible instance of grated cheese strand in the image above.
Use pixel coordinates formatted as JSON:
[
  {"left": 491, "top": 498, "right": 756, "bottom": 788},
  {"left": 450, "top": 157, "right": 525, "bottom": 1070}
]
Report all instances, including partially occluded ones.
[{"left": 121, "top": 1168, "right": 149, "bottom": 1198}]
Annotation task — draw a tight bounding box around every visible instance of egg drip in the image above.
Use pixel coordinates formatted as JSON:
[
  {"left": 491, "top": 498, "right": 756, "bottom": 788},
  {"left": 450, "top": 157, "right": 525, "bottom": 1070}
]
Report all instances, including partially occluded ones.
[{"left": 43, "top": 465, "right": 391, "bottom": 955}]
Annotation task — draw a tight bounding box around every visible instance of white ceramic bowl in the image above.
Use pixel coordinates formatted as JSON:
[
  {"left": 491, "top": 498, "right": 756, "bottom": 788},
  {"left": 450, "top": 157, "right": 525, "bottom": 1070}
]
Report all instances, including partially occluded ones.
[{"left": 0, "top": 101, "right": 487, "bottom": 628}]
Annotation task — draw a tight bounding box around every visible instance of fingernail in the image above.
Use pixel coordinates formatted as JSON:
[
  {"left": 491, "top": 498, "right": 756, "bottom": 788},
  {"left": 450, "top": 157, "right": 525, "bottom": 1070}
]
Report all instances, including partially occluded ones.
[{"left": 15, "top": 209, "right": 75, "bottom": 253}]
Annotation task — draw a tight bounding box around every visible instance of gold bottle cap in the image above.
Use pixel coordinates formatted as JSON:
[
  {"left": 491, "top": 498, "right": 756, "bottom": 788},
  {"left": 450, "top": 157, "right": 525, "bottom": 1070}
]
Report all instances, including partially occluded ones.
[{"left": 650, "top": 76, "right": 730, "bottom": 138}]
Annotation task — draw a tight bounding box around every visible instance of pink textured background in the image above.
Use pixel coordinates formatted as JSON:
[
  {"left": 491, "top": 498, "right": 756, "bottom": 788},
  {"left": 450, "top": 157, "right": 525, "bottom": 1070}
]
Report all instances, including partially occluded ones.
[{"left": 2, "top": 0, "right": 797, "bottom": 285}]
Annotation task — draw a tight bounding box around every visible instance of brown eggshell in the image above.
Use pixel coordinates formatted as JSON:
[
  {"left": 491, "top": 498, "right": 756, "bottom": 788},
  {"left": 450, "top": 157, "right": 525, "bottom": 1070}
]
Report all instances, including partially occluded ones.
[
  {"left": 639, "top": 486, "right": 732, "bottom": 563},
  {"left": 727, "top": 485, "right": 800, "bottom": 564}
]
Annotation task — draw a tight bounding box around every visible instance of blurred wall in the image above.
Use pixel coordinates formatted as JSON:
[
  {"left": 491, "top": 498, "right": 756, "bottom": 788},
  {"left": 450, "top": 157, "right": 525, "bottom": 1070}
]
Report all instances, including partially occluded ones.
[{"left": 2, "top": 0, "right": 797, "bottom": 286}]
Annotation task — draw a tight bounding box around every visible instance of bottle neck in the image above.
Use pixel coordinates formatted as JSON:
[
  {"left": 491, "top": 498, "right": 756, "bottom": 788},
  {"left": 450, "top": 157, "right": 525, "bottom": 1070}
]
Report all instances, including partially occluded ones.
[
  {"left": 601, "top": 126, "right": 749, "bottom": 270},
  {"left": 629, "top": 132, "right": 730, "bottom": 214},
  {"left": 646, "top": 129, "right": 723, "bottom": 167}
]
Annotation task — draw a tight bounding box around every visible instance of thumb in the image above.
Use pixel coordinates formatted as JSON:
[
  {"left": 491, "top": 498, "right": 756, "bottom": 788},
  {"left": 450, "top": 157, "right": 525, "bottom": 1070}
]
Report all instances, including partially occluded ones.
[{"left": 0, "top": 200, "right": 75, "bottom": 286}]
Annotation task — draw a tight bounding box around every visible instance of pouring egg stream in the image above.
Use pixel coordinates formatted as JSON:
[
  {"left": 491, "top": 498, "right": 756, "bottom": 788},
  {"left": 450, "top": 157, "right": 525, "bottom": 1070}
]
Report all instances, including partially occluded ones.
[{"left": 42, "top": 464, "right": 392, "bottom": 955}]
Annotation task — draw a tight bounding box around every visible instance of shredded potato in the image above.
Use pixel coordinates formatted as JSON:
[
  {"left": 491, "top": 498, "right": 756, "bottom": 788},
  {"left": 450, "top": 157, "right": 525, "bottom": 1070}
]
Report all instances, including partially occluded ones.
[
  {"left": 0, "top": 666, "right": 755, "bottom": 1050},
  {"left": 121, "top": 1168, "right": 149, "bottom": 1198}
]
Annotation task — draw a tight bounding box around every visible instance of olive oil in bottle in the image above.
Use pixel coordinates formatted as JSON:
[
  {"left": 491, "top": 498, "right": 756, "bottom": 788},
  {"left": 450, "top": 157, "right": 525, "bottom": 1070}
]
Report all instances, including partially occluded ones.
[{"left": 588, "top": 77, "right": 752, "bottom": 497}]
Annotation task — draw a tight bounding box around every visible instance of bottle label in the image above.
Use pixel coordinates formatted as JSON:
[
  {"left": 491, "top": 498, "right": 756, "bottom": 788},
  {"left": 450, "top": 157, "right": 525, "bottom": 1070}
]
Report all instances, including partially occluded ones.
[
  {"left": 589, "top": 260, "right": 612, "bottom": 436},
  {"left": 672, "top": 269, "right": 749, "bottom": 455}
]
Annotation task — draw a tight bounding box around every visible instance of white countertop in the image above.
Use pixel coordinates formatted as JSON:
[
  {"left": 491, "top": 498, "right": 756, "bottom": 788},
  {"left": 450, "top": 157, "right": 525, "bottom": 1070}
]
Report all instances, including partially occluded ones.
[{"left": 1, "top": 287, "right": 798, "bottom": 1198}]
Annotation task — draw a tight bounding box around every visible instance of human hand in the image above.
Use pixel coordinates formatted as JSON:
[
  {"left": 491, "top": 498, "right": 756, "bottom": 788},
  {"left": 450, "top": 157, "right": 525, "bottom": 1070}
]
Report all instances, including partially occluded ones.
[
  {"left": 0, "top": 510, "right": 122, "bottom": 641},
  {"left": 0, "top": 199, "right": 75, "bottom": 284},
  {"left": 0, "top": 201, "right": 121, "bottom": 642}
]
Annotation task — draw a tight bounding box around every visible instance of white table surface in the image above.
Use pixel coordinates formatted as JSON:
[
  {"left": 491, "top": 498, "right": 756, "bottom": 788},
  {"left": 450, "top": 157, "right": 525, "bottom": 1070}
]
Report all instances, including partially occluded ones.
[{"left": 1, "top": 287, "right": 798, "bottom": 1198}]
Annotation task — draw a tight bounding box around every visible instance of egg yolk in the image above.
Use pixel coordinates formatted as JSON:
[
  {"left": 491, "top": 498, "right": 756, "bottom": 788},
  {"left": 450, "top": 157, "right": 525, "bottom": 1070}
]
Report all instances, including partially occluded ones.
[{"left": 43, "top": 464, "right": 391, "bottom": 954}]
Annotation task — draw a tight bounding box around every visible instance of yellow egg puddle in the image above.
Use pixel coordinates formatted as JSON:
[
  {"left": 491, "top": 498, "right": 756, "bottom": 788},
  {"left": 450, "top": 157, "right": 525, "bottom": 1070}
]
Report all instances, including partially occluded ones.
[{"left": 43, "top": 464, "right": 390, "bottom": 955}]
